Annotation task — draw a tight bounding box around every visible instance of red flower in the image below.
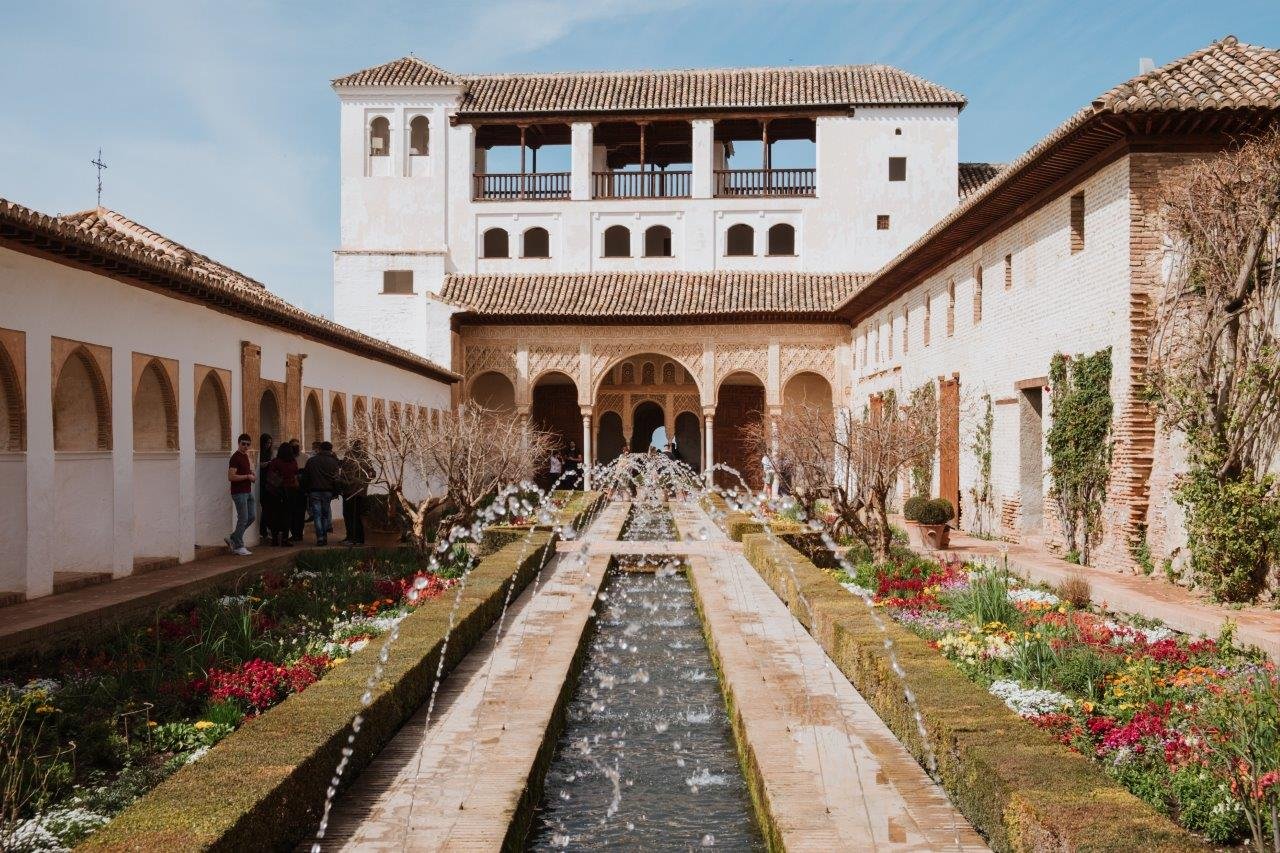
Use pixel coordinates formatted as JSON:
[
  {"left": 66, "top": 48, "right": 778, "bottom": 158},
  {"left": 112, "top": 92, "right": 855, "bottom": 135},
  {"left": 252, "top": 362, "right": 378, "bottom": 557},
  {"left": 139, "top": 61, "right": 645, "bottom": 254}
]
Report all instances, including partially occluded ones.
[{"left": 194, "top": 654, "right": 330, "bottom": 715}]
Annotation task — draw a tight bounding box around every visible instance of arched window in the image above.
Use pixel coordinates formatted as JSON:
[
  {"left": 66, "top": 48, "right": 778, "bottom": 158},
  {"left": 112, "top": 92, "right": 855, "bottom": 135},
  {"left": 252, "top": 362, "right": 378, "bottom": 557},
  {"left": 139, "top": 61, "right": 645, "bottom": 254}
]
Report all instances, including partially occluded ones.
[
  {"left": 352, "top": 397, "right": 368, "bottom": 435},
  {"left": 644, "top": 225, "right": 672, "bottom": 258},
  {"left": 304, "top": 392, "right": 323, "bottom": 448},
  {"left": 194, "top": 372, "right": 230, "bottom": 452},
  {"left": 642, "top": 362, "right": 655, "bottom": 385},
  {"left": 330, "top": 396, "right": 347, "bottom": 446},
  {"left": 522, "top": 227, "right": 550, "bottom": 258},
  {"left": 661, "top": 363, "right": 675, "bottom": 384},
  {"left": 726, "top": 223, "right": 754, "bottom": 256},
  {"left": 603, "top": 225, "right": 631, "bottom": 258},
  {"left": 54, "top": 348, "right": 110, "bottom": 451},
  {"left": 259, "top": 388, "right": 282, "bottom": 441},
  {"left": 482, "top": 228, "right": 510, "bottom": 259},
  {"left": 0, "top": 345, "right": 25, "bottom": 452},
  {"left": 134, "top": 359, "right": 178, "bottom": 451},
  {"left": 409, "top": 115, "right": 430, "bottom": 156},
  {"left": 767, "top": 223, "right": 795, "bottom": 256},
  {"left": 369, "top": 116, "right": 390, "bottom": 157},
  {"left": 621, "top": 362, "right": 635, "bottom": 384}
]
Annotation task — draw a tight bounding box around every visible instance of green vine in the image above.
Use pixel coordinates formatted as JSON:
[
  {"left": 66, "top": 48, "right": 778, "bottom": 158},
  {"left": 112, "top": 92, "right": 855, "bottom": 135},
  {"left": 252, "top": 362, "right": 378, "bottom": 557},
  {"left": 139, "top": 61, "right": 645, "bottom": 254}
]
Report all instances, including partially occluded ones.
[
  {"left": 1046, "top": 348, "right": 1113, "bottom": 566},
  {"left": 909, "top": 381, "right": 936, "bottom": 496},
  {"left": 969, "top": 394, "right": 994, "bottom": 534}
]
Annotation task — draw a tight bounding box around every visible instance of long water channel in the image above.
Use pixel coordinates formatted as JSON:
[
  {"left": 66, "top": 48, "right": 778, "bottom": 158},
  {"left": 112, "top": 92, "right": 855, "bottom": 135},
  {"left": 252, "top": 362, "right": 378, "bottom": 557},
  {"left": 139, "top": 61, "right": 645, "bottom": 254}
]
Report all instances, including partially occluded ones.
[{"left": 527, "top": 503, "right": 763, "bottom": 850}]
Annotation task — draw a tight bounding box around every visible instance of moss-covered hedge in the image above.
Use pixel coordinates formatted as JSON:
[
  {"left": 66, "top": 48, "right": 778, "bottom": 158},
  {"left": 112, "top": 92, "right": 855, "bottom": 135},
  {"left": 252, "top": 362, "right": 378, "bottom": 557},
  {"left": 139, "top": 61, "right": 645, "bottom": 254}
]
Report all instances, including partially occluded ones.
[
  {"left": 737, "top": 533, "right": 1207, "bottom": 853},
  {"left": 82, "top": 494, "right": 601, "bottom": 853}
]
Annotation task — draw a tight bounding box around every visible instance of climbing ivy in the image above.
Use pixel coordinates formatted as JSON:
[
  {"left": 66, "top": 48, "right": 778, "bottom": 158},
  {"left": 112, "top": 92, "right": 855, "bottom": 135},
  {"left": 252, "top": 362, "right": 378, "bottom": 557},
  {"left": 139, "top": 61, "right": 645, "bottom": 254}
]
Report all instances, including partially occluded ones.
[
  {"left": 1046, "top": 348, "right": 1113, "bottom": 565},
  {"left": 969, "top": 394, "right": 994, "bottom": 535},
  {"left": 908, "top": 381, "right": 936, "bottom": 496}
]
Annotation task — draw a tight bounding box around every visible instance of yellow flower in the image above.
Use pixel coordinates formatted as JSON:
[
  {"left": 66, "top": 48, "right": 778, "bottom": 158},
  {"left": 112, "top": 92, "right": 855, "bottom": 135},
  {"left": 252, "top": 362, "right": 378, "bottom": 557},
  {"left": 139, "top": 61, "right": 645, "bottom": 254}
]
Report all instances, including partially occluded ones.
[
  {"left": 148, "top": 720, "right": 158, "bottom": 727},
  {"left": 35, "top": 704, "right": 56, "bottom": 714},
  {"left": 1081, "top": 700, "right": 1095, "bottom": 714},
  {"left": 193, "top": 720, "right": 215, "bottom": 730},
  {"left": 1058, "top": 604, "right": 1068, "bottom": 614},
  {"left": 328, "top": 658, "right": 347, "bottom": 668}
]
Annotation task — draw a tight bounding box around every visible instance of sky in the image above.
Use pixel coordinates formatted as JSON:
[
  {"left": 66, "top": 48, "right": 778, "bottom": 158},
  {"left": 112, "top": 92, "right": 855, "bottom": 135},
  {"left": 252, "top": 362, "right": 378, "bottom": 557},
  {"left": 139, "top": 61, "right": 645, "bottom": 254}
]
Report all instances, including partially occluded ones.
[{"left": 2, "top": 1, "right": 1277, "bottom": 317}]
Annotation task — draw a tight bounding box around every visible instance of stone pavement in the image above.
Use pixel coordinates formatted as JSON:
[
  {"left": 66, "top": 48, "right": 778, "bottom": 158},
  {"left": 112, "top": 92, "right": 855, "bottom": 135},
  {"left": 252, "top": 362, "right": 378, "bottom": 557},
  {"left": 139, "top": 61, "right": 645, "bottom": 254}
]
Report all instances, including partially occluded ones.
[
  {"left": 922, "top": 527, "right": 1280, "bottom": 663},
  {"left": 313, "top": 503, "right": 629, "bottom": 851},
  {"left": 0, "top": 528, "right": 341, "bottom": 659},
  {"left": 673, "top": 503, "right": 988, "bottom": 852}
]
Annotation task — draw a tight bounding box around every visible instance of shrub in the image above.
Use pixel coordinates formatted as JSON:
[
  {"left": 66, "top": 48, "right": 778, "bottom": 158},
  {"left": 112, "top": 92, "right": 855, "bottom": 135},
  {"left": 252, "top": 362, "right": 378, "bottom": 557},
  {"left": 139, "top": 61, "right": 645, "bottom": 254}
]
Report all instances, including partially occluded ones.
[
  {"left": 1176, "top": 465, "right": 1280, "bottom": 602},
  {"left": 915, "top": 498, "right": 954, "bottom": 526},
  {"left": 902, "top": 495, "right": 930, "bottom": 522},
  {"left": 1058, "top": 572, "right": 1092, "bottom": 609},
  {"left": 953, "top": 570, "right": 1019, "bottom": 627}
]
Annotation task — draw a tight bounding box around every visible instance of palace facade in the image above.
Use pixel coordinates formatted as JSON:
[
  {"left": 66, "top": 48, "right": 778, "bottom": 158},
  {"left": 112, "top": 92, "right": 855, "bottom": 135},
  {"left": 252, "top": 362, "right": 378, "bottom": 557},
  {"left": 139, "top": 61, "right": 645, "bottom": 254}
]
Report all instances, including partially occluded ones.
[{"left": 332, "top": 36, "right": 1280, "bottom": 572}]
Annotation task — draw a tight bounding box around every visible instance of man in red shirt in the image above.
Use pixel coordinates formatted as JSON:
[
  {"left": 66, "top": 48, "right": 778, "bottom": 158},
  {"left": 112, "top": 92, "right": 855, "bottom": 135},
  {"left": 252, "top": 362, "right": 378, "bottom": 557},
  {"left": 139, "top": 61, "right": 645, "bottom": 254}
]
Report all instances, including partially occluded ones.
[{"left": 226, "top": 433, "right": 257, "bottom": 556}]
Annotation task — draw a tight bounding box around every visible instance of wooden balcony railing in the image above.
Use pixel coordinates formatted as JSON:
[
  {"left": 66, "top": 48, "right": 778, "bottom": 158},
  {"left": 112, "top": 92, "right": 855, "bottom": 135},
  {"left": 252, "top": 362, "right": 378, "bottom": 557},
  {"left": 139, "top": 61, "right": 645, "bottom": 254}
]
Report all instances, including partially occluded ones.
[
  {"left": 593, "top": 170, "right": 692, "bottom": 199},
  {"left": 473, "top": 172, "right": 571, "bottom": 201},
  {"left": 714, "top": 168, "right": 816, "bottom": 198}
]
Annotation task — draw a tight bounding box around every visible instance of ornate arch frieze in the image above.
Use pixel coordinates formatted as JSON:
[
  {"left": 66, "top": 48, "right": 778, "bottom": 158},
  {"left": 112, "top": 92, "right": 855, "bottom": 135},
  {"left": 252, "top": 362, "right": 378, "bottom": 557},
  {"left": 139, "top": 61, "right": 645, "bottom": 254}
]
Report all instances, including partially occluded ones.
[
  {"left": 780, "top": 343, "right": 838, "bottom": 386},
  {"left": 714, "top": 343, "right": 769, "bottom": 386}
]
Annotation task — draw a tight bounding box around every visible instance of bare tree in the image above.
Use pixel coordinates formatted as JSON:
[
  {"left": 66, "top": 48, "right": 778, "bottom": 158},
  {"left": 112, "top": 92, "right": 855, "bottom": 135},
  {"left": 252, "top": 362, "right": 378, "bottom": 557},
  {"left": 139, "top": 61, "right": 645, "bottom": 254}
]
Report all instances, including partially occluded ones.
[
  {"left": 348, "top": 403, "right": 554, "bottom": 551},
  {"left": 1149, "top": 127, "right": 1280, "bottom": 482},
  {"left": 752, "top": 390, "right": 937, "bottom": 563}
]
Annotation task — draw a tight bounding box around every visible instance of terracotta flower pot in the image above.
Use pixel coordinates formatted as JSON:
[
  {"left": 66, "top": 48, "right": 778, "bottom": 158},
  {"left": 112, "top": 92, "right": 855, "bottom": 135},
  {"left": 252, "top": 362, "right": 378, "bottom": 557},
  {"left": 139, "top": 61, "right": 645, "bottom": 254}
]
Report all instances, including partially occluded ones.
[
  {"left": 904, "top": 520, "right": 926, "bottom": 548},
  {"left": 920, "top": 523, "right": 950, "bottom": 550}
]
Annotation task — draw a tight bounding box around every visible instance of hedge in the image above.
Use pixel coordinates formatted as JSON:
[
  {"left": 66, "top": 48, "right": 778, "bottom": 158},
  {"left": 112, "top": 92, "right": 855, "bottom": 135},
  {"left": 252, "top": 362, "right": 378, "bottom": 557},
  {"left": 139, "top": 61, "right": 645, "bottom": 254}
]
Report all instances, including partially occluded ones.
[
  {"left": 735, "top": 532, "right": 1207, "bottom": 853},
  {"left": 82, "top": 494, "right": 601, "bottom": 853}
]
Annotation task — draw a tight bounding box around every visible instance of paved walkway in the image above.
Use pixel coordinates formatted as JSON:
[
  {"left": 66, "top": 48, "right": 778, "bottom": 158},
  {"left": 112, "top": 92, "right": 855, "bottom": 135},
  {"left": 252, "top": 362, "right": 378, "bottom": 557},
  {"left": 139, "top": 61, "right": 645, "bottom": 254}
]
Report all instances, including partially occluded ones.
[
  {"left": 674, "top": 504, "right": 987, "bottom": 852},
  {"left": 920, "top": 527, "right": 1280, "bottom": 663},
  {"left": 0, "top": 532, "right": 338, "bottom": 659},
  {"left": 313, "top": 503, "right": 630, "bottom": 851}
]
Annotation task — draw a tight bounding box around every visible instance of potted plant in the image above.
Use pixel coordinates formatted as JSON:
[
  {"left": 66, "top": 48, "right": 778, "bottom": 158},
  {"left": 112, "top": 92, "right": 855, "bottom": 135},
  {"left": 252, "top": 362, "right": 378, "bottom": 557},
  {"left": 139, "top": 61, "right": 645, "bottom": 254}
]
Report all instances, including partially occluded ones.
[
  {"left": 362, "top": 493, "right": 403, "bottom": 548},
  {"left": 902, "top": 495, "right": 930, "bottom": 546},
  {"left": 916, "top": 498, "right": 955, "bottom": 549}
]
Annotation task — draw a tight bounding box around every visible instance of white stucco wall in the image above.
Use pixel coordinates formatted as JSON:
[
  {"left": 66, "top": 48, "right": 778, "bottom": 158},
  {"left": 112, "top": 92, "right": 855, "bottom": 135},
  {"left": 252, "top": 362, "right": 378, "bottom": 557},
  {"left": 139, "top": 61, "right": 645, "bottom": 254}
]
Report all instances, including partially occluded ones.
[
  {"left": 851, "top": 155, "right": 1133, "bottom": 544},
  {"left": 0, "top": 244, "right": 453, "bottom": 601}
]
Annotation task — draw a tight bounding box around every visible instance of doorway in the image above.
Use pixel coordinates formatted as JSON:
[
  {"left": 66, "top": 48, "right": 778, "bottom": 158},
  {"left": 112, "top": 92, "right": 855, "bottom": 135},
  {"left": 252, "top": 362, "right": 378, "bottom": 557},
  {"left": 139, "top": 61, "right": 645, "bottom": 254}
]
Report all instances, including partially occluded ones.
[{"left": 1018, "top": 385, "right": 1045, "bottom": 535}]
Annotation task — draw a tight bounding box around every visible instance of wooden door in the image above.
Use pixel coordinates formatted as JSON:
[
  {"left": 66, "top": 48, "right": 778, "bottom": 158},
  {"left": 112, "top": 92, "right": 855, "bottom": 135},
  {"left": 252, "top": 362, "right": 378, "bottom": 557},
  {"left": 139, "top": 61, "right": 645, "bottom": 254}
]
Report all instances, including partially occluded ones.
[{"left": 938, "top": 376, "right": 960, "bottom": 520}]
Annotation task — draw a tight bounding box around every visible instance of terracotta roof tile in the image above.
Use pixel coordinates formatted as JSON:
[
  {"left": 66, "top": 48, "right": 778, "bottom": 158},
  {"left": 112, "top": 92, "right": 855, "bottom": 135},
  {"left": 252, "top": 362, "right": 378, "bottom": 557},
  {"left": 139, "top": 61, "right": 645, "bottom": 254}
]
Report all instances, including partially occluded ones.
[
  {"left": 335, "top": 59, "right": 966, "bottom": 114},
  {"left": 0, "top": 198, "right": 457, "bottom": 383},
  {"left": 331, "top": 56, "right": 462, "bottom": 88},
  {"left": 442, "top": 271, "right": 868, "bottom": 320},
  {"left": 958, "top": 162, "right": 1005, "bottom": 200},
  {"left": 1094, "top": 36, "right": 1280, "bottom": 112}
]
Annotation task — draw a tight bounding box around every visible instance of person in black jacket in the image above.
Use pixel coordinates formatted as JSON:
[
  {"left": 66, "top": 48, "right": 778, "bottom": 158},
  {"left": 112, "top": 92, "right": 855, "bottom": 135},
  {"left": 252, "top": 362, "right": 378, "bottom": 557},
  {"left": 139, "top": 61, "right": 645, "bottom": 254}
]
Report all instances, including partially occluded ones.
[{"left": 303, "top": 441, "right": 342, "bottom": 546}]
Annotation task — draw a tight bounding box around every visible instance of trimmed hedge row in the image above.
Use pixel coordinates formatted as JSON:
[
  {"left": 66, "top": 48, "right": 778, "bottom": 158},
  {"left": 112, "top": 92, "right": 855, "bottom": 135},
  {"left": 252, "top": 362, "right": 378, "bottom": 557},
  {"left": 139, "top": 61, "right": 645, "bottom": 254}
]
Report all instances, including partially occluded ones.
[
  {"left": 736, "top": 532, "right": 1207, "bottom": 853},
  {"left": 83, "top": 494, "right": 601, "bottom": 853}
]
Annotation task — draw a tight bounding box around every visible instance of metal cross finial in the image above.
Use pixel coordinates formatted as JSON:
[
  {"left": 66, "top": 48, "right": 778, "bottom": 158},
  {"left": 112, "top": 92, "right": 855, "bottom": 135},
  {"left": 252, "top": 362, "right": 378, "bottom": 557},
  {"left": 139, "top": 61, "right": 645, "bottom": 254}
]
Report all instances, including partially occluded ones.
[{"left": 91, "top": 148, "right": 108, "bottom": 207}]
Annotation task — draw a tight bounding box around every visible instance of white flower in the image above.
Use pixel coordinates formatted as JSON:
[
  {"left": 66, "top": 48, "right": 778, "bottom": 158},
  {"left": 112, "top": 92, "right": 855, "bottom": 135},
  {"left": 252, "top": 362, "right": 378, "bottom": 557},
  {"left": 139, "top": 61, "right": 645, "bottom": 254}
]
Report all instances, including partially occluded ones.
[
  {"left": 1007, "top": 588, "right": 1059, "bottom": 606},
  {"left": 216, "top": 595, "right": 249, "bottom": 607},
  {"left": 0, "top": 806, "right": 110, "bottom": 852},
  {"left": 988, "top": 679, "right": 1072, "bottom": 717},
  {"left": 185, "top": 746, "right": 210, "bottom": 765}
]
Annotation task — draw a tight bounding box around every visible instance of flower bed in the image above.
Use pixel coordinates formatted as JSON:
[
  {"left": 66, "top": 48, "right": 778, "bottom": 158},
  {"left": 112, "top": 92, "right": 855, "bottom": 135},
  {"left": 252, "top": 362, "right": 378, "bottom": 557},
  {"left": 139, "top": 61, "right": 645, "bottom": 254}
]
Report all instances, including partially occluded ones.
[
  {"left": 834, "top": 549, "right": 1279, "bottom": 848},
  {"left": 0, "top": 549, "right": 452, "bottom": 852}
]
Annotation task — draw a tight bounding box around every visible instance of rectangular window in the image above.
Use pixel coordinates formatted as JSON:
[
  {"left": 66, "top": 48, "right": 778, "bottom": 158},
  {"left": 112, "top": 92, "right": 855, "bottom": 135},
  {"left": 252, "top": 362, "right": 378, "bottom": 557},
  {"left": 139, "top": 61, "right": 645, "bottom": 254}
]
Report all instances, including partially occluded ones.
[
  {"left": 876, "top": 214, "right": 891, "bottom": 230},
  {"left": 1004, "top": 253, "right": 1013, "bottom": 289},
  {"left": 887, "top": 316, "right": 894, "bottom": 359},
  {"left": 382, "top": 270, "right": 414, "bottom": 294},
  {"left": 924, "top": 294, "right": 932, "bottom": 347},
  {"left": 902, "top": 308, "right": 909, "bottom": 354},
  {"left": 1070, "top": 192, "right": 1085, "bottom": 253},
  {"left": 946, "top": 280, "right": 956, "bottom": 337},
  {"left": 973, "top": 265, "right": 983, "bottom": 324},
  {"left": 888, "top": 157, "right": 907, "bottom": 182}
]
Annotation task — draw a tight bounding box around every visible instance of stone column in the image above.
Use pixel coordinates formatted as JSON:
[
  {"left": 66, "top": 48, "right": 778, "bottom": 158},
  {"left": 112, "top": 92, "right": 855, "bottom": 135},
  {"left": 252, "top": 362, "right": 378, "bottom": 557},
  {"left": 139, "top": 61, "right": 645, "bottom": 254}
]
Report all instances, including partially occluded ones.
[
  {"left": 239, "top": 341, "right": 261, "bottom": 454},
  {"left": 285, "top": 353, "right": 305, "bottom": 441},
  {"left": 768, "top": 404, "right": 783, "bottom": 499},
  {"left": 703, "top": 407, "right": 715, "bottom": 486},
  {"left": 571, "top": 122, "right": 594, "bottom": 201},
  {"left": 691, "top": 119, "right": 715, "bottom": 199},
  {"left": 581, "top": 408, "right": 593, "bottom": 491}
]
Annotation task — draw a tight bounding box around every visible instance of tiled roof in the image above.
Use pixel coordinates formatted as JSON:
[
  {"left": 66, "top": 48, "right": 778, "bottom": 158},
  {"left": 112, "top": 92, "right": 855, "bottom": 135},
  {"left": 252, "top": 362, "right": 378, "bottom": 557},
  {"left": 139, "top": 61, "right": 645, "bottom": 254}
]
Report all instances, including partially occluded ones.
[
  {"left": 442, "top": 271, "right": 868, "bottom": 320},
  {"left": 1094, "top": 35, "right": 1280, "bottom": 112},
  {"left": 58, "top": 208, "right": 268, "bottom": 292},
  {"left": 335, "top": 59, "right": 966, "bottom": 114},
  {"left": 839, "top": 36, "right": 1280, "bottom": 321},
  {"left": 958, "top": 163, "right": 1004, "bottom": 200},
  {"left": 0, "top": 198, "right": 458, "bottom": 383},
  {"left": 331, "top": 56, "right": 462, "bottom": 87}
]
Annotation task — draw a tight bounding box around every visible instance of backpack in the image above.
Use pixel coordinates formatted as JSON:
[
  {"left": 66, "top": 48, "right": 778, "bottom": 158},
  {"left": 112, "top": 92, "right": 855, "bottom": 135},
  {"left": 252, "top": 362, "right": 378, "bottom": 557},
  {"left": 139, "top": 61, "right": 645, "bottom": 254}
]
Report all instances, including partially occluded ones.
[{"left": 264, "top": 465, "right": 284, "bottom": 494}]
